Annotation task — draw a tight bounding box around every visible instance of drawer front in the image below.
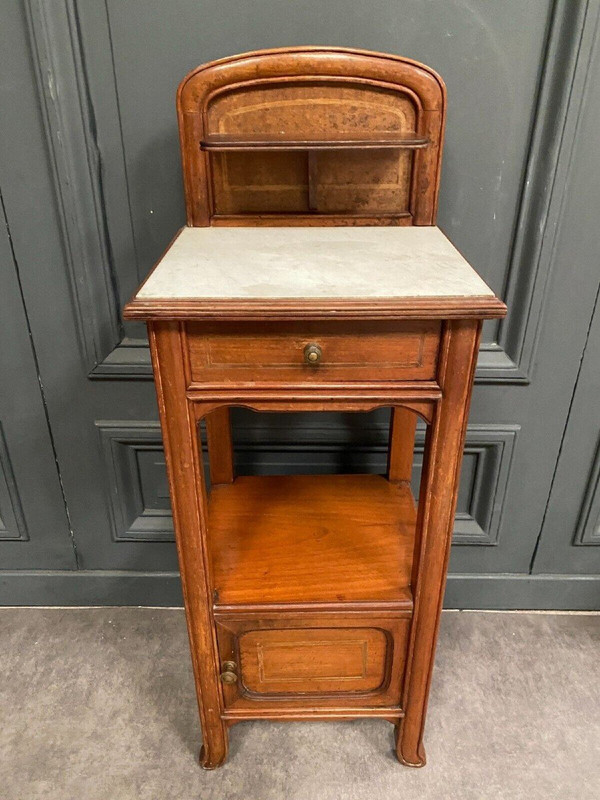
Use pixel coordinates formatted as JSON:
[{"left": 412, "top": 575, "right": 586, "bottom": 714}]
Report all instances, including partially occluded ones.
[
  {"left": 186, "top": 321, "right": 440, "bottom": 383},
  {"left": 215, "top": 614, "right": 409, "bottom": 710}
]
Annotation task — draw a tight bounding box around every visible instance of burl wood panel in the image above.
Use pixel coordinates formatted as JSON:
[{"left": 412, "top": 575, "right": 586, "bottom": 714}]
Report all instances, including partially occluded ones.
[
  {"left": 212, "top": 150, "right": 309, "bottom": 214},
  {"left": 209, "top": 83, "right": 417, "bottom": 216},
  {"left": 177, "top": 47, "right": 446, "bottom": 226},
  {"left": 186, "top": 320, "right": 440, "bottom": 384},
  {"left": 314, "top": 149, "right": 413, "bottom": 215},
  {"left": 208, "top": 474, "right": 415, "bottom": 608}
]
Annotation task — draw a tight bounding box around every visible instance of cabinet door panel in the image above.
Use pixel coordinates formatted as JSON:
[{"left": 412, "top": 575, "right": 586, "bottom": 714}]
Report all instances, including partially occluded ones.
[
  {"left": 215, "top": 613, "right": 410, "bottom": 711},
  {"left": 238, "top": 627, "right": 388, "bottom": 696}
]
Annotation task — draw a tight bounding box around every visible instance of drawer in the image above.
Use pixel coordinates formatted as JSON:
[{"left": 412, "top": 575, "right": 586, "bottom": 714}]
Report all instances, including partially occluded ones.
[
  {"left": 186, "top": 321, "right": 440, "bottom": 383},
  {"left": 215, "top": 613, "right": 410, "bottom": 711}
]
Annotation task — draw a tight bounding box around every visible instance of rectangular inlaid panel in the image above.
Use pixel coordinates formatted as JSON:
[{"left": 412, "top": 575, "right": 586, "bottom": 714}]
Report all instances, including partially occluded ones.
[
  {"left": 212, "top": 150, "right": 413, "bottom": 217},
  {"left": 239, "top": 628, "right": 388, "bottom": 695},
  {"left": 213, "top": 151, "right": 310, "bottom": 215},
  {"left": 208, "top": 82, "right": 416, "bottom": 217},
  {"left": 215, "top": 612, "right": 411, "bottom": 711},
  {"left": 313, "top": 149, "right": 413, "bottom": 215},
  {"left": 206, "top": 83, "right": 417, "bottom": 139},
  {"left": 186, "top": 320, "right": 440, "bottom": 383}
]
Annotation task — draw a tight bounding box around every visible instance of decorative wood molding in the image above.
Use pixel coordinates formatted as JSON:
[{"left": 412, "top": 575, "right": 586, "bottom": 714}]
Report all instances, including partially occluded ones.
[
  {"left": 0, "top": 423, "right": 29, "bottom": 542},
  {"left": 24, "top": 0, "right": 121, "bottom": 370},
  {"left": 573, "top": 437, "right": 600, "bottom": 546},
  {"left": 481, "top": 0, "right": 597, "bottom": 382},
  {"left": 124, "top": 296, "right": 506, "bottom": 322},
  {"left": 95, "top": 422, "right": 174, "bottom": 542}
]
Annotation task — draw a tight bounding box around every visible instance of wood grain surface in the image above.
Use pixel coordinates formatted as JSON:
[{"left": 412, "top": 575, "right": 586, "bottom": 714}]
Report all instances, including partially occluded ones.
[{"left": 209, "top": 474, "right": 415, "bottom": 608}]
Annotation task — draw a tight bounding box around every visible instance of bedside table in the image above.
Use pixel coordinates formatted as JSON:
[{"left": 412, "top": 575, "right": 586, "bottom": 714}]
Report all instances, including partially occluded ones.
[{"left": 124, "top": 47, "right": 506, "bottom": 769}]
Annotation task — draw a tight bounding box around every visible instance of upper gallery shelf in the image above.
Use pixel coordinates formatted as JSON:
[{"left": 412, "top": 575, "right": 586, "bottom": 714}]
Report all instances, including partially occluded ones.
[{"left": 200, "top": 131, "right": 430, "bottom": 151}]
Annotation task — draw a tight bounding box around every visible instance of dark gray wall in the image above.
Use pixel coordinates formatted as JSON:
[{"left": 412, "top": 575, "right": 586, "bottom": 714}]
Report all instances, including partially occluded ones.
[{"left": 0, "top": 0, "right": 599, "bottom": 607}]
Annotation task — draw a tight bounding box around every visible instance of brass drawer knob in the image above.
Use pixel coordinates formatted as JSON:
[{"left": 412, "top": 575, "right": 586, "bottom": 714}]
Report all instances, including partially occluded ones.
[
  {"left": 304, "top": 343, "right": 322, "bottom": 365},
  {"left": 220, "top": 660, "right": 238, "bottom": 684}
]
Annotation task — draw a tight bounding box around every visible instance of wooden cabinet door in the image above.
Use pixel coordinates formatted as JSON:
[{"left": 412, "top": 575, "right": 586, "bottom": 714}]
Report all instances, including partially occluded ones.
[{"left": 215, "top": 613, "right": 410, "bottom": 712}]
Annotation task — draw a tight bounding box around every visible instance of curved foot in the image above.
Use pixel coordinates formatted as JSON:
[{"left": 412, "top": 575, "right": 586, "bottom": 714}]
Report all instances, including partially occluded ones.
[
  {"left": 394, "top": 723, "right": 426, "bottom": 767},
  {"left": 396, "top": 749, "right": 426, "bottom": 768},
  {"left": 199, "top": 744, "right": 228, "bottom": 770}
]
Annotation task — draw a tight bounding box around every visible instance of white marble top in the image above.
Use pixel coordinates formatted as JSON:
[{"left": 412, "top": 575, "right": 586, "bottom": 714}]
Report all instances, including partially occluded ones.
[{"left": 136, "top": 226, "right": 494, "bottom": 300}]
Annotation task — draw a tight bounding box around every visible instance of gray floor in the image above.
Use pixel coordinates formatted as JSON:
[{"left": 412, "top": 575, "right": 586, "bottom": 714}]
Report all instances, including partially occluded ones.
[{"left": 1, "top": 609, "right": 598, "bottom": 800}]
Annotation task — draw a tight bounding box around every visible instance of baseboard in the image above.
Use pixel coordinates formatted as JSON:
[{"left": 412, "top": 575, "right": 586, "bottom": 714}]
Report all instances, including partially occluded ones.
[
  {"left": 444, "top": 573, "right": 600, "bottom": 610},
  {"left": 0, "top": 571, "right": 599, "bottom": 610},
  {"left": 0, "top": 571, "right": 183, "bottom": 607}
]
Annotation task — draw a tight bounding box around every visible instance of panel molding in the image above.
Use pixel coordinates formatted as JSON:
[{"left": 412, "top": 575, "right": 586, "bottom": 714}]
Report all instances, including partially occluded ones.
[
  {"left": 23, "top": 0, "right": 598, "bottom": 383},
  {"left": 573, "top": 437, "right": 600, "bottom": 546},
  {"left": 0, "top": 423, "right": 29, "bottom": 542},
  {"left": 479, "top": 0, "right": 597, "bottom": 382},
  {"left": 24, "top": 0, "right": 122, "bottom": 369},
  {"left": 95, "top": 419, "right": 517, "bottom": 546},
  {"left": 96, "top": 422, "right": 173, "bottom": 542},
  {"left": 416, "top": 425, "right": 518, "bottom": 546}
]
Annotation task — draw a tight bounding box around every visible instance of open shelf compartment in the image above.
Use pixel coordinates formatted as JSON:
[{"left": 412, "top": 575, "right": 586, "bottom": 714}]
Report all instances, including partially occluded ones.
[{"left": 208, "top": 473, "right": 415, "bottom": 610}]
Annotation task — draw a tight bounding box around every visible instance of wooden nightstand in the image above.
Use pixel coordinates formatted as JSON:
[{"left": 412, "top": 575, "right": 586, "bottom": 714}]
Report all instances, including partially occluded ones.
[{"left": 124, "top": 47, "right": 506, "bottom": 769}]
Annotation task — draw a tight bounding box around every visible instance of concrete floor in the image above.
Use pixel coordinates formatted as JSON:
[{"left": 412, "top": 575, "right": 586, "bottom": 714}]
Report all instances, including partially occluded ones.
[{"left": 0, "top": 609, "right": 598, "bottom": 800}]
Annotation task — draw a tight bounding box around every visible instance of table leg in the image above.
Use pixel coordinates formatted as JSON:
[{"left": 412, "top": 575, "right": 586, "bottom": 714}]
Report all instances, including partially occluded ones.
[
  {"left": 149, "top": 321, "right": 229, "bottom": 769},
  {"left": 396, "top": 319, "right": 481, "bottom": 767}
]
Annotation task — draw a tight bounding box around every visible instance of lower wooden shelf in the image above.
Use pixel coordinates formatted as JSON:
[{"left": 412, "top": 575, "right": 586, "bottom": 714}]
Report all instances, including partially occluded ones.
[{"left": 208, "top": 473, "right": 415, "bottom": 610}]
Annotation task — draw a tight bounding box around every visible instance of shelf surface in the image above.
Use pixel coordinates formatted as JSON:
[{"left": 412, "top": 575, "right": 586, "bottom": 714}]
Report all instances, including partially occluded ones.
[
  {"left": 201, "top": 131, "right": 429, "bottom": 151},
  {"left": 208, "top": 474, "right": 415, "bottom": 609}
]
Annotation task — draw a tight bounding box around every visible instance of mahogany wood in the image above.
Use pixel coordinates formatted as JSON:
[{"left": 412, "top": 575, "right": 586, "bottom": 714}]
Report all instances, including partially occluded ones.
[
  {"left": 148, "top": 321, "right": 228, "bottom": 769},
  {"left": 397, "top": 319, "right": 482, "bottom": 766},
  {"left": 239, "top": 627, "right": 388, "bottom": 694},
  {"left": 210, "top": 213, "right": 414, "bottom": 226},
  {"left": 125, "top": 294, "right": 507, "bottom": 322},
  {"left": 215, "top": 611, "right": 410, "bottom": 712},
  {"left": 188, "top": 391, "right": 439, "bottom": 424},
  {"left": 208, "top": 474, "right": 414, "bottom": 608},
  {"left": 222, "top": 707, "right": 403, "bottom": 722},
  {"left": 201, "top": 131, "right": 430, "bottom": 150},
  {"left": 388, "top": 407, "right": 418, "bottom": 483},
  {"left": 125, "top": 48, "right": 507, "bottom": 771},
  {"left": 186, "top": 320, "right": 441, "bottom": 384},
  {"left": 176, "top": 47, "right": 446, "bottom": 226},
  {"left": 204, "top": 407, "right": 234, "bottom": 485}
]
